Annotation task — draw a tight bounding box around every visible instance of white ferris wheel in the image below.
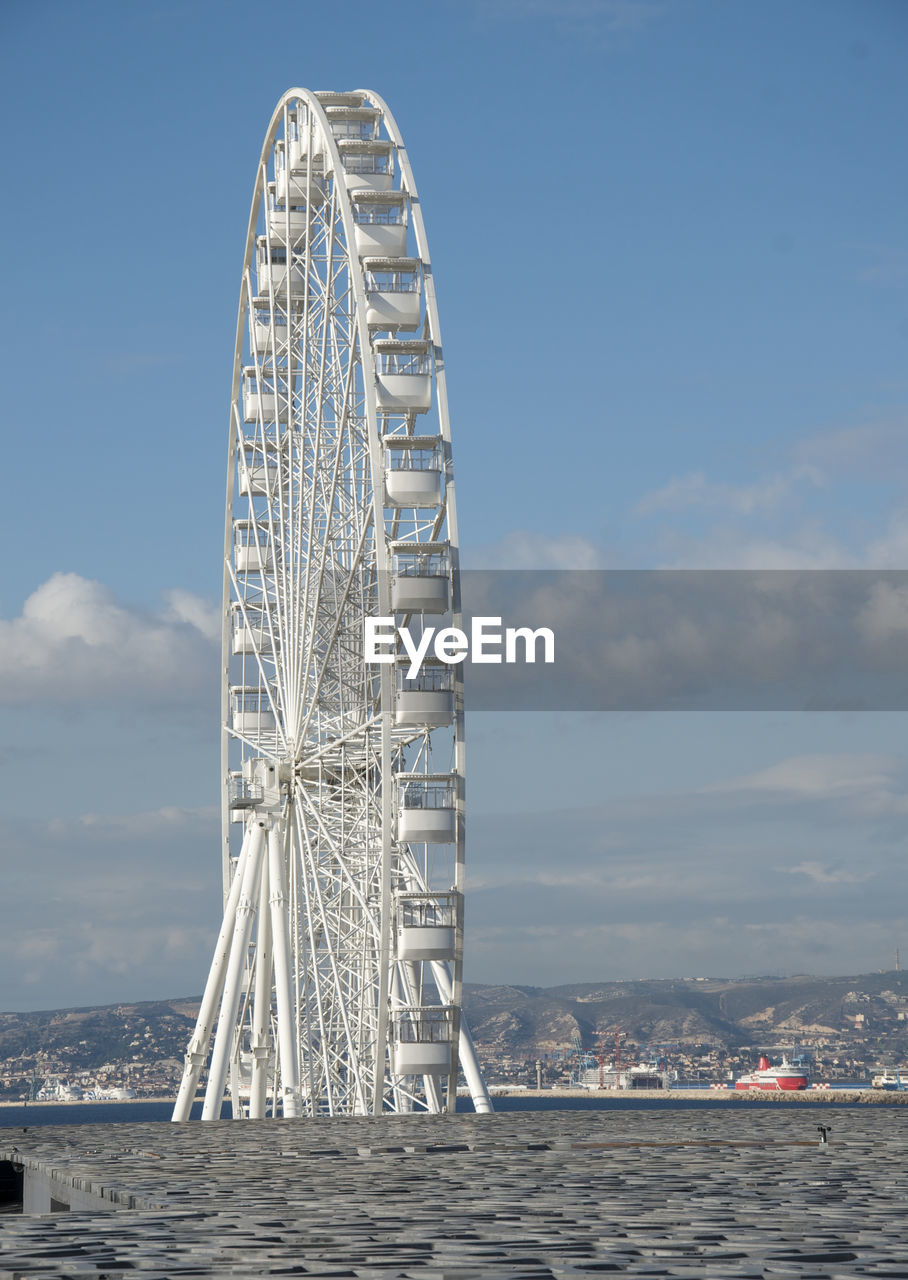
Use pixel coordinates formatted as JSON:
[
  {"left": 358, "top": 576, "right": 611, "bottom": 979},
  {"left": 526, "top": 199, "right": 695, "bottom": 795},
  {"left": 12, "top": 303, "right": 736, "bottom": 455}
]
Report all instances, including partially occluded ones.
[{"left": 172, "top": 89, "right": 492, "bottom": 1120}]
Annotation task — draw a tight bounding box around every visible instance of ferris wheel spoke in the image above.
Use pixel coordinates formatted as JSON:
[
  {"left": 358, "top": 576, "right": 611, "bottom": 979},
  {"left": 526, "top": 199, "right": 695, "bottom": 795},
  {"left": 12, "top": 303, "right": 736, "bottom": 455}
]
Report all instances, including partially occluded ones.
[
  {"left": 295, "top": 787, "right": 382, "bottom": 935},
  {"left": 293, "top": 839, "right": 337, "bottom": 1111},
  {"left": 291, "top": 808, "right": 373, "bottom": 1111},
  {"left": 294, "top": 356, "right": 364, "bottom": 731},
  {"left": 296, "top": 510, "right": 375, "bottom": 750}
]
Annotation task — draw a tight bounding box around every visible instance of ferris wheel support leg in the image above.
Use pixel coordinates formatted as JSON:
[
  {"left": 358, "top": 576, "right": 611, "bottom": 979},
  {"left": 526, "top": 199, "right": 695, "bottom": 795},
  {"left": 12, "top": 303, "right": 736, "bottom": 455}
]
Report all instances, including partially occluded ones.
[
  {"left": 202, "top": 821, "right": 267, "bottom": 1120},
  {"left": 456, "top": 1018, "right": 493, "bottom": 1115},
  {"left": 249, "top": 857, "right": 274, "bottom": 1120},
  {"left": 268, "top": 822, "right": 300, "bottom": 1118},
  {"left": 430, "top": 960, "right": 494, "bottom": 1115},
  {"left": 372, "top": 663, "right": 394, "bottom": 1115},
  {"left": 171, "top": 827, "right": 255, "bottom": 1122},
  {"left": 424, "top": 1075, "right": 444, "bottom": 1113}
]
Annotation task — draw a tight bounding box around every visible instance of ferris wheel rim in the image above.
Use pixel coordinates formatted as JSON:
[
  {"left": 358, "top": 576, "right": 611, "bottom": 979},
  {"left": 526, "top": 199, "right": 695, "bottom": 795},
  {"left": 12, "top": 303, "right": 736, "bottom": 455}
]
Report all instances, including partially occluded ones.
[
  {"left": 171, "top": 88, "right": 488, "bottom": 1121},
  {"left": 219, "top": 87, "right": 466, "bottom": 837}
]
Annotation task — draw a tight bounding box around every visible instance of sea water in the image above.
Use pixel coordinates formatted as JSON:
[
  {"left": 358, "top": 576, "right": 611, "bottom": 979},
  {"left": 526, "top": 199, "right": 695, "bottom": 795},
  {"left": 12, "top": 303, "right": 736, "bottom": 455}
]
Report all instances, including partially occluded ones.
[{"left": 0, "top": 1092, "right": 870, "bottom": 1127}]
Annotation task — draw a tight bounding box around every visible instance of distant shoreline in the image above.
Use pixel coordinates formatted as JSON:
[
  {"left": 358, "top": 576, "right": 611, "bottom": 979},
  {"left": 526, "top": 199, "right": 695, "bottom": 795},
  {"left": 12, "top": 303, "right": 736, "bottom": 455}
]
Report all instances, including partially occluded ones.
[
  {"left": 497, "top": 1087, "right": 908, "bottom": 1104},
  {"left": 4, "top": 1089, "right": 908, "bottom": 1109},
  {"left": 0, "top": 1096, "right": 174, "bottom": 1109}
]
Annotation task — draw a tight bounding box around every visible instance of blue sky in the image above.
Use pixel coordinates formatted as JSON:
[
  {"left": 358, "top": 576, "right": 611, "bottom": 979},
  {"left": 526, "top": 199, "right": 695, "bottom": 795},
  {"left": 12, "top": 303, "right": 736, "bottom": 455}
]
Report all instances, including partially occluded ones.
[{"left": 1, "top": 0, "right": 907, "bottom": 1009}]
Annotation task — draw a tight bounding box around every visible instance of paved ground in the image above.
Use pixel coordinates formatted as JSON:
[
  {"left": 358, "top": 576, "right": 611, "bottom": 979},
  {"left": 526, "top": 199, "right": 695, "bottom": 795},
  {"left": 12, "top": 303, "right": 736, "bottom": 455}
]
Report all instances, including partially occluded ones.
[{"left": 1, "top": 1107, "right": 907, "bottom": 1277}]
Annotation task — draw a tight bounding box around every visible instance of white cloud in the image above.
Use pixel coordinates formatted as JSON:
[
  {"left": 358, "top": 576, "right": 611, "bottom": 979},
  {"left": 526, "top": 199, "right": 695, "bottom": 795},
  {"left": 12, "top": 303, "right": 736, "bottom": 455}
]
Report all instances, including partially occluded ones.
[
  {"left": 855, "top": 247, "right": 908, "bottom": 289},
  {"left": 2, "top": 921, "right": 215, "bottom": 996},
  {"left": 471, "top": 524, "right": 856, "bottom": 571},
  {"left": 3, "top": 743, "right": 904, "bottom": 1006},
  {"left": 469, "top": 410, "right": 908, "bottom": 573},
  {"left": 857, "top": 580, "right": 908, "bottom": 646},
  {"left": 647, "top": 527, "right": 854, "bottom": 570},
  {"left": 466, "top": 916, "right": 901, "bottom": 987},
  {"left": 461, "top": 753, "right": 908, "bottom": 984},
  {"left": 864, "top": 510, "right": 908, "bottom": 568},
  {"left": 46, "top": 804, "right": 218, "bottom": 843},
  {"left": 464, "top": 568, "right": 908, "bottom": 712},
  {"left": 700, "top": 753, "right": 902, "bottom": 801},
  {"left": 636, "top": 468, "right": 819, "bottom": 518},
  {"left": 794, "top": 419, "right": 908, "bottom": 479},
  {"left": 632, "top": 414, "right": 908, "bottom": 569},
  {"left": 0, "top": 573, "right": 219, "bottom": 708},
  {"left": 647, "top": 511, "right": 908, "bottom": 570},
  {"left": 786, "top": 861, "right": 872, "bottom": 886},
  {"left": 0, "top": 802, "right": 221, "bottom": 1009},
  {"left": 164, "top": 589, "right": 221, "bottom": 642},
  {"left": 465, "top": 530, "right": 609, "bottom": 569}
]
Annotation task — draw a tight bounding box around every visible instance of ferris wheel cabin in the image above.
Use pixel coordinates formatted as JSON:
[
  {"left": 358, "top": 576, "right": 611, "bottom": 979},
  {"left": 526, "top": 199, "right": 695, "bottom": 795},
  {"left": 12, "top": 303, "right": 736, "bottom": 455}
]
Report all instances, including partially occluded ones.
[
  {"left": 390, "top": 542, "right": 450, "bottom": 613},
  {"left": 335, "top": 138, "right": 394, "bottom": 192},
  {"left": 394, "top": 660, "right": 455, "bottom": 728},
  {"left": 383, "top": 436, "right": 444, "bottom": 508},
  {"left": 391, "top": 1008, "right": 454, "bottom": 1076},
  {"left": 395, "top": 891, "right": 457, "bottom": 962},
  {"left": 250, "top": 308, "right": 289, "bottom": 357},
  {"left": 273, "top": 139, "right": 328, "bottom": 206},
  {"left": 266, "top": 190, "right": 310, "bottom": 245},
  {"left": 325, "top": 104, "right": 380, "bottom": 142},
  {"left": 350, "top": 190, "right": 407, "bottom": 259},
  {"left": 231, "top": 686, "right": 276, "bottom": 735},
  {"left": 363, "top": 257, "right": 421, "bottom": 331},
  {"left": 233, "top": 520, "right": 272, "bottom": 573},
  {"left": 397, "top": 773, "right": 457, "bottom": 844},
  {"left": 230, "top": 604, "right": 267, "bottom": 655},
  {"left": 255, "top": 237, "right": 305, "bottom": 296},
  {"left": 238, "top": 462, "right": 279, "bottom": 499},
  {"left": 243, "top": 368, "right": 292, "bottom": 422},
  {"left": 374, "top": 339, "right": 433, "bottom": 413}
]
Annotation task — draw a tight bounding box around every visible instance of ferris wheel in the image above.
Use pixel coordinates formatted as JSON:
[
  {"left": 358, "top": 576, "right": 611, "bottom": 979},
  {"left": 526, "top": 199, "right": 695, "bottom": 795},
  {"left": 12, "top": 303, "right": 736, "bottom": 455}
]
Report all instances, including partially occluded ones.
[{"left": 172, "top": 89, "right": 492, "bottom": 1119}]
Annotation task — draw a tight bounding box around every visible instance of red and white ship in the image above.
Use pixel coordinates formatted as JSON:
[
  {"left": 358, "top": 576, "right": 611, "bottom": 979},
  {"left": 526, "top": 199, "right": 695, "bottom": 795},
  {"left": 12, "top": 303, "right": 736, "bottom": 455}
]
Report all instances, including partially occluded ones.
[{"left": 735, "top": 1055, "right": 808, "bottom": 1091}]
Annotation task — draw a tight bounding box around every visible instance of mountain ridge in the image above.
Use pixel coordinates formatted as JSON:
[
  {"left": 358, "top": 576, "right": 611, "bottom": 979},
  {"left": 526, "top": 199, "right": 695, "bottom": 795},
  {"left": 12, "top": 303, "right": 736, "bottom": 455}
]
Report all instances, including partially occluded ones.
[
  {"left": 462, "top": 971, "right": 908, "bottom": 1054},
  {"left": 0, "top": 971, "right": 905, "bottom": 1096}
]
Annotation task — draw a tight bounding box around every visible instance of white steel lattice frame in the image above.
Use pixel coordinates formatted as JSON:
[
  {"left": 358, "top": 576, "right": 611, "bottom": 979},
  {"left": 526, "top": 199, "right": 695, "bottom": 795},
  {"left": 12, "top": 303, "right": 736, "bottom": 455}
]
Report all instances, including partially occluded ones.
[{"left": 172, "top": 89, "right": 492, "bottom": 1120}]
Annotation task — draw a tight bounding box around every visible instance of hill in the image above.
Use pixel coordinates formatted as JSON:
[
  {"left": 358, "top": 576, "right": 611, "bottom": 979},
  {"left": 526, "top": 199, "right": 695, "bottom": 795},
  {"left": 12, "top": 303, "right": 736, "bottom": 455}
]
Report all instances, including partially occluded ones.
[
  {"left": 462, "top": 972, "right": 908, "bottom": 1055},
  {"left": 1, "top": 973, "right": 906, "bottom": 1096}
]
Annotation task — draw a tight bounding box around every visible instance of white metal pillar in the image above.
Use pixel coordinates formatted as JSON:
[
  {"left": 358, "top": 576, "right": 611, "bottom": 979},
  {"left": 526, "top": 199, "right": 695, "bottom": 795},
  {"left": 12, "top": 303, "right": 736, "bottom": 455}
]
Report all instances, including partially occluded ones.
[
  {"left": 249, "top": 855, "right": 274, "bottom": 1119},
  {"left": 202, "top": 821, "right": 267, "bottom": 1120},
  {"left": 172, "top": 826, "right": 255, "bottom": 1122},
  {"left": 267, "top": 821, "right": 300, "bottom": 1117},
  {"left": 432, "top": 959, "right": 493, "bottom": 1114}
]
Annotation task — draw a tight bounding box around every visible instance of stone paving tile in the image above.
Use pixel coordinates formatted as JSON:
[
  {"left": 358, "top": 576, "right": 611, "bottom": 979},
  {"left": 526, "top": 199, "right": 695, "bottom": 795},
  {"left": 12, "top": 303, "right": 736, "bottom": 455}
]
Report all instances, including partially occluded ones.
[{"left": 0, "top": 1109, "right": 906, "bottom": 1276}]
